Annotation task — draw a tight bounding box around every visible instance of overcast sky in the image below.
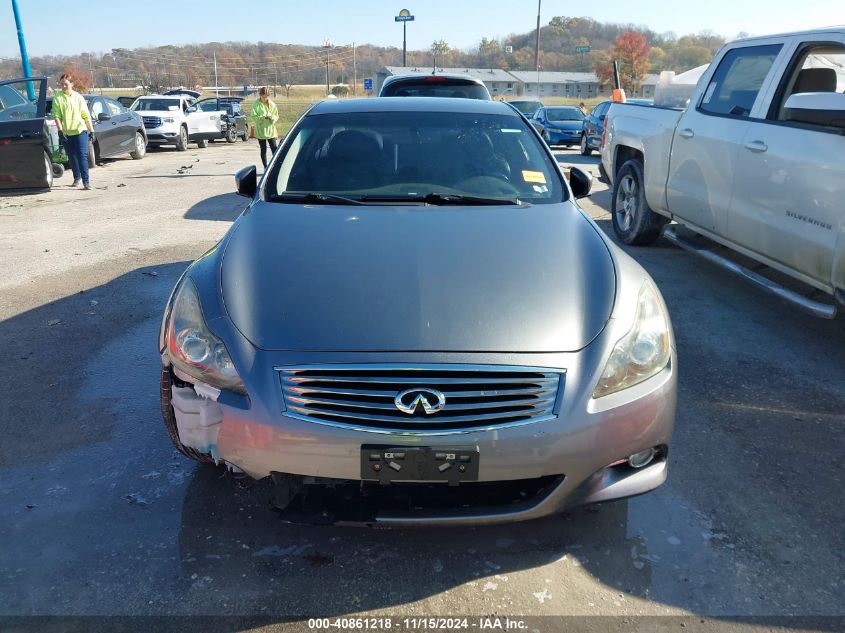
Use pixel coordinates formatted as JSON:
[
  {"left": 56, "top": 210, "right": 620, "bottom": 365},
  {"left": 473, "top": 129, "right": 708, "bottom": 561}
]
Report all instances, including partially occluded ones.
[{"left": 2, "top": 0, "right": 842, "bottom": 58}]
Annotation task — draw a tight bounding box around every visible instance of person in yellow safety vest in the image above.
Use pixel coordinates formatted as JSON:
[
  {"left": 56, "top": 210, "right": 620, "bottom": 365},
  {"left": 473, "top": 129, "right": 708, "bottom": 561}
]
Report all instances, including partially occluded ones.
[
  {"left": 53, "top": 73, "right": 95, "bottom": 189},
  {"left": 250, "top": 87, "right": 280, "bottom": 168}
]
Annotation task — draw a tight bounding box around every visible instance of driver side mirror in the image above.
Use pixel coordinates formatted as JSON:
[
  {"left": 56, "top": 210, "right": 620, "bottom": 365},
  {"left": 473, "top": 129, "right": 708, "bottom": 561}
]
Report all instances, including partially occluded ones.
[
  {"left": 569, "top": 167, "right": 592, "bottom": 199},
  {"left": 97, "top": 113, "right": 111, "bottom": 122},
  {"left": 235, "top": 165, "right": 257, "bottom": 198},
  {"left": 186, "top": 106, "right": 197, "bottom": 113}
]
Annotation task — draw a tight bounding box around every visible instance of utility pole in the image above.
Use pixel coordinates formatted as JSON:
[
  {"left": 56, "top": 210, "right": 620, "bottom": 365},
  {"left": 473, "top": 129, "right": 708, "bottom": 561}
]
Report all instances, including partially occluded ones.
[
  {"left": 323, "top": 39, "right": 333, "bottom": 96},
  {"left": 353, "top": 42, "right": 357, "bottom": 96},
  {"left": 273, "top": 62, "right": 278, "bottom": 97},
  {"left": 534, "top": 0, "right": 541, "bottom": 97},
  {"left": 214, "top": 51, "right": 219, "bottom": 97}
]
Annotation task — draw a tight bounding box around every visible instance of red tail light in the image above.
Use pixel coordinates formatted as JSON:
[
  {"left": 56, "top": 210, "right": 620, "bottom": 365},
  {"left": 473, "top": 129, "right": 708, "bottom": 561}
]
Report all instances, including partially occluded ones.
[{"left": 600, "top": 122, "right": 607, "bottom": 150}]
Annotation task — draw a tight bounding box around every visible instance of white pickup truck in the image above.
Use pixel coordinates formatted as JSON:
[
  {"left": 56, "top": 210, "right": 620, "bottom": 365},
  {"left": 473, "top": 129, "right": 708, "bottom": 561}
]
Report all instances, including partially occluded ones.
[
  {"left": 601, "top": 27, "right": 845, "bottom": 317},
  {"left": 130, "top": 93, "right": 224, "bottom": 151}
]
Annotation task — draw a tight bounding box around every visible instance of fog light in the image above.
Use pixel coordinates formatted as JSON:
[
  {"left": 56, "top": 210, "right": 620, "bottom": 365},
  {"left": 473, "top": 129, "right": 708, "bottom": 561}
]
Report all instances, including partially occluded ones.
[{"left": 627, "top": 448, "right": 657, "bottom": 469}]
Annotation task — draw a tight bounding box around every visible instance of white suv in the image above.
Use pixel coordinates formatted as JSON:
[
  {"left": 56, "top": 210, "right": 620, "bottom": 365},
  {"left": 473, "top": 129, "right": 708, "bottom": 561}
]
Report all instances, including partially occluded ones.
[{"left": 130, "top": 94, "right": 223, "bottom": 151}]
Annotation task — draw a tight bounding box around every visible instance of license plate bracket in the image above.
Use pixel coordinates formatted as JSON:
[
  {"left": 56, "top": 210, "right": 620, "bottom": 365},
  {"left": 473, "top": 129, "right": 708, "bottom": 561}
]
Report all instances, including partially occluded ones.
[{"left": 361, "top": 445, "right": 480, "bottom": 485}]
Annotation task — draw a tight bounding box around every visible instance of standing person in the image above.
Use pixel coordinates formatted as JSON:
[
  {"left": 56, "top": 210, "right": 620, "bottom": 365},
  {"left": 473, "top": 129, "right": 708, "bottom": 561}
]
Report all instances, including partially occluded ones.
[
  {"left": 53, "top": 73, "right": 95, "bottom": 189},
  {"left": 578, "top": 102, "right": 587, "bottom": 115},
  {"left": 250, "top": 87, "right": 279, "bottom": 169}
]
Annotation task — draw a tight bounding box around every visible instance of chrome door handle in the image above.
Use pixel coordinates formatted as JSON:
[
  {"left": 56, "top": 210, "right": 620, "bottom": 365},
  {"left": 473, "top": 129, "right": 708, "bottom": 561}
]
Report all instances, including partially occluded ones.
[
  {"left": 678, "top": 128, "right": 694, "bottom": 139},
  {"left": 744, "top": 140, "right": 768, "bottom": 153}
]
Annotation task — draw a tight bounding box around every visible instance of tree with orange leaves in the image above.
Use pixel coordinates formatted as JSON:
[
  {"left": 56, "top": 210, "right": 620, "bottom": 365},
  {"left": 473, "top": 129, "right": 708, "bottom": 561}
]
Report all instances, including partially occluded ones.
[{"left": 595, "top": 31, "right": 651, "bottom": 94}]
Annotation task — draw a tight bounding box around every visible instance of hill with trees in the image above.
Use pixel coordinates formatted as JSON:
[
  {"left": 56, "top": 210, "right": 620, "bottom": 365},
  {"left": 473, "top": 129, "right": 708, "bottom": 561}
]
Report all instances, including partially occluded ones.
[{"left": 0, "top": 16, "right": 729, "bottom": 92}]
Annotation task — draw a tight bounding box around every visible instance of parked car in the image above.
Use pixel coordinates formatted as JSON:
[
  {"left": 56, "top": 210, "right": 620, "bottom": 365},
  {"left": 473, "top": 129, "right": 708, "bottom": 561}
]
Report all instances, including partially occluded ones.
[
  {"left": 46, "top": 95, "right": 148, "bottom": 167},
  {"left": 379, "top": 74, "right": 492, "bottom": 99},
  {"left": 196, "top": 97, "right": 249, "bottom": 142},
  {"left": 508, "top": 100, "right": 543, "bottom": 118},
  {"left": 531, "top": 105, "right": 585, "bottom": 147},
  {"left": 158, "top": 97, "right": 677, "bottom": 525},
  {"left": 601, "top": 27, "right": 845, "bottom": 317},
  {"left": 0, "top": 76, "right": 53, "bottom": 191},
  {"left": 580, "top": 100, "right": 610, "bottom": 155},
  {"left": 116, "top": 96, "right": 139, "bottom": 109},
  {"left": 130, "top": 94, "right": 223, "bottom": 150}
]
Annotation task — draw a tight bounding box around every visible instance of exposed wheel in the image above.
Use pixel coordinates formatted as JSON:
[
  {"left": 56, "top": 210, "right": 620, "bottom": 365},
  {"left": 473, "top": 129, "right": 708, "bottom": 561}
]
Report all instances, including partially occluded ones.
[
  {"left": 43, "top": 152, "right": 53, "bottom": 189},
  {"left": 611, "top": 159, "right": 667, "bottom": 246},
  {"left": 160, "top": 368, "right": 215, "bottom": 464},
  {"left": 175, "top": 126, "right": 188, "bottom": 151},
  {"left": 51, "top": 162, "right": 64, "bottom": 178},
  {"left": 196, "top": 138, "right": 208, "bottom": 149},
  {"left": 130, "top": 131, "right": 146, "bottom": 159},
  {"left": 225, "top": 126, "right": 237, "bottom": 143},
  {"left": 88, "top": 139, "right": 97, "bottom": 168},
  {"left": 580, "top": 134, "right": 592, "bottom": 156},
  {"left": 241, "top": 127, "right": 249, "bottom": 141}
]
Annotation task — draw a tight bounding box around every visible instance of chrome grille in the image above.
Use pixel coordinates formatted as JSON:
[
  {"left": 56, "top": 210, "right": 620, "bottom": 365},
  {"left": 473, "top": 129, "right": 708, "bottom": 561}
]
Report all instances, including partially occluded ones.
[
  {"left": 278, "top": 365, "right": 563, "bottom": 433},
  {"left": 142, "top": 116, "right": 162, "bottom": 128}
]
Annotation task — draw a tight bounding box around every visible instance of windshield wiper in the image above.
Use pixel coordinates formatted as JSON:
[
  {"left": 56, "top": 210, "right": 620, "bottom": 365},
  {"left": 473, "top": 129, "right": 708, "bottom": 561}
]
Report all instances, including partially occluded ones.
[
  {"left": 270, "top": 192, "right": 365, "bottom": 205},
  {"left": 361, "top": 192, "right": 523, "bottom": 206}
]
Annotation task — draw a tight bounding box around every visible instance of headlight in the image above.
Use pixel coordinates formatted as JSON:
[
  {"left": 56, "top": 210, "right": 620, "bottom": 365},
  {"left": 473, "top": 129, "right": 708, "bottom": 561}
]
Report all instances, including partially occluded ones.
[
  {"left": 162, "top": 117, "right": 175, "bottom": 123},
  {"left": 593, "top": 282, "right": 671, "bottom": 399},
  {"left": 165, "top": 278, "right": 246, "bottom": 394}
]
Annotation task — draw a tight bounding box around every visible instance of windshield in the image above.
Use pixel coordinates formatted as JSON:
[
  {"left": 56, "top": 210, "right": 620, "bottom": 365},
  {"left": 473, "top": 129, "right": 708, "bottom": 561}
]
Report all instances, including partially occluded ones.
[
  {"left": 266, "top": 110, "right": 565, "bottom": 204},
  {"left": 546, "top": 107, "right": 584, "bottom": 121},
  {"left": 131, "top": 98, "right": 180, "bottom": 112}
]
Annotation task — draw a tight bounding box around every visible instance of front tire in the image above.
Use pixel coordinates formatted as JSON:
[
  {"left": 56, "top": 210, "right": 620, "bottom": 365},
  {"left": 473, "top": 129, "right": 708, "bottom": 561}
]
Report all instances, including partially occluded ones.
[
  {"left": 43, "top": 152, "right": 54, "bottom": 189},
  {"left": 241, "top": 127, "right": 249, "bottom": 141},
  {"left": 130, "top": 131, "right": 146, "bottom": 159},
  {"left": 175, "top": 126, "right": 188, "bottom": 151},
  {"left": 580, "top": 134, "right": 592, "bottom": 156},
  {"left": 88, "top": 139, "right": 97, "bottom": 168},
  {"left": 611, "top": 159, "right": 667, "bottom": 245},
  {"left": 226, "top": 127, "right": 237, "bottom": 143}
]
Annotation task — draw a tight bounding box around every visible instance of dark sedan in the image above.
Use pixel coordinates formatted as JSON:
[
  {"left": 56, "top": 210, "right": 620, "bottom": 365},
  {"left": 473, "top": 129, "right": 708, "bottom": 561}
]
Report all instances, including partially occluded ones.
[
  {"left": 531, "top": 105, "right": 585, "bottom": 147},
  {"left": 158, "top": 97, "right": 677, "bottom": 525},
  {"left": 0, "top": 77, "right": 52, "bottom": 191},
  {"left": 197, "top": 97, "right": 249, "bottom": 142}
]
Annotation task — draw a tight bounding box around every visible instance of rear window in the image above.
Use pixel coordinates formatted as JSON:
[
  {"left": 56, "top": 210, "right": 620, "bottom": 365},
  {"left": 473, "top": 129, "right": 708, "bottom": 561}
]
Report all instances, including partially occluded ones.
[
  {"left": 381, "top": 79, "right": 490, "bottom": 100},
  {"left": 546, "top": 107, "right": 584, "bottom": 121},
  {"left": 267, "top": 110, "right": 565, "bottom": 204}
]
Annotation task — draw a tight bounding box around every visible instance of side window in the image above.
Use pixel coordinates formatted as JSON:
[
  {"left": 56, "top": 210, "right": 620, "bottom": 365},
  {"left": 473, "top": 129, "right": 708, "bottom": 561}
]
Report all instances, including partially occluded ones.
[
  {"left": 90, "top": 99, "right": 105, "bottom": 118},
  {"left": 106, "top": 99, "right": 122, "bottom": 116},
  {"left": 698, "top": 44, "right": 782, "bottom": 118},
  {"left": 770, "top": 43, "right": 845, "bottom": 127},
  {"left": 598, "top": 102, "right": 610, "bottom": 118}
]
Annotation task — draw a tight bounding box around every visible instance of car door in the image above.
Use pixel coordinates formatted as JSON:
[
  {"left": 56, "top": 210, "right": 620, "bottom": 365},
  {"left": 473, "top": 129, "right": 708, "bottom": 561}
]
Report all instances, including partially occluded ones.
[
  {"left": 88, "top": 97, "right": 118, "bottom": 158},
  {"left": 584, "top": 102, "right": 608, "bottom": 149},
  {"left": 531, "top": 107, "right": 546, "bottom": 134},
  {"left": 665, "top": 42, "right": 784, "bottom": 232},
  {"left": 0, "top": 77, "right": 49, "bottom": 190},
  {"left": 728, "top": 37, "right": 845, "bottom": 288},
  {"left": 104, "top": 98, "right": 135, "bottom": 156},
  {"left": 186, "top": 98, "right": 217, "bottom": 136}
]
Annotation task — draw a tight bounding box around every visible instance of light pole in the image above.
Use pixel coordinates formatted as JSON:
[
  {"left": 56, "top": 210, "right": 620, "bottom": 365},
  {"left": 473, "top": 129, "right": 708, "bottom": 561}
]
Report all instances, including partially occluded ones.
[
  {"left": 395, "top": 9, "right": 415, "bottom": 67},
  {"left": 322, "top": 39, "right": 333, "bottom": 96},
  {"left": 11, "top": 0, "right": 34, "bottom": 99}
]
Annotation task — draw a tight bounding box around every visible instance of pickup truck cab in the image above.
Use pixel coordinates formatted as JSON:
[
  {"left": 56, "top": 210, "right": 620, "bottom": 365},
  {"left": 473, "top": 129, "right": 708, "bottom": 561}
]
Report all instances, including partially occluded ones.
[
  {"left": 601, "top": 27, "right": 845, "bottom": 317},
  {"left": 130, "top": 94, "right": 223, "bottom": 151}
]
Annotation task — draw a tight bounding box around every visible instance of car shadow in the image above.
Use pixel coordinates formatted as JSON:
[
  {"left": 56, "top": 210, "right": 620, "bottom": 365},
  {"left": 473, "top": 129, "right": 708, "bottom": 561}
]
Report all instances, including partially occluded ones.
[{"left": 183, "top": 192, "right": 249, "bottom": 222}]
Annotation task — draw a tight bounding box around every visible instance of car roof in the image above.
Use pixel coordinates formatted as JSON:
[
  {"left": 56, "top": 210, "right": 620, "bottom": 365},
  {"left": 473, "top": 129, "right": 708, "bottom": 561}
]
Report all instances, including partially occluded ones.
[
  {"left": 383, "top": 72, "right": 486, "bottom": 85},
  {"left": 307, "top": 96, "right": 521, "bottom": 116}
]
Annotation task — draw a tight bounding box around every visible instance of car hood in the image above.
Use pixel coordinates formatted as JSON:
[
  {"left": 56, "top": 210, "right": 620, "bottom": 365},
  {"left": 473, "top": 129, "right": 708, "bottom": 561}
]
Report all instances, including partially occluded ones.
[{"left": 221, "top": 202, "right": 616, "bottom": 352}]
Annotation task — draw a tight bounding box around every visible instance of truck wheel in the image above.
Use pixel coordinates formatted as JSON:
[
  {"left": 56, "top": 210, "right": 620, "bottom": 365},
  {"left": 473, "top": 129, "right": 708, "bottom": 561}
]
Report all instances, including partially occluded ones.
[
  {"left": 160, "top": 369, "right": 215, "bottom": 464},
  {"left": 130, "top": 131, "right": 146, "bottom": 159},
  {"left": 611, "top": 159, "right": 667, "bottom": 246},
  {"left": 175, "top": 126, "right": 188, "bottom": 151},
  {"left": 51, "top": 162, "right": 64, "bottom": 178},
  {"left": 44, "top": 152, "right": 54, "bottom": 189},
  {"left": 226, "top": 127, "right": 237, "bottom": 143},
  {"left": 580, "top": 134, "right": 592, "bottom": 156},
  {"left": 196, "top": 138, "right": 208, "bottom": 149}
]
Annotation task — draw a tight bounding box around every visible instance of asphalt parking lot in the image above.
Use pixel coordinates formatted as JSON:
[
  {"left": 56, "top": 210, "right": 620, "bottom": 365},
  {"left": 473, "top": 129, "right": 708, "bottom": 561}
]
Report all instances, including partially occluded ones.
[{"left": 0, "top": 140, "right": 843, "bottom": 630}]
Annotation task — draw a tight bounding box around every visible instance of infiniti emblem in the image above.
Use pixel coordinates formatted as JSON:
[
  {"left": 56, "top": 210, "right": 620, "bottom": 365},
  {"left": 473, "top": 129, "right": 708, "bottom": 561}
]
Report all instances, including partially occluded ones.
[{"left": 394, "top": 388, "right": 447, "bottom": 415}]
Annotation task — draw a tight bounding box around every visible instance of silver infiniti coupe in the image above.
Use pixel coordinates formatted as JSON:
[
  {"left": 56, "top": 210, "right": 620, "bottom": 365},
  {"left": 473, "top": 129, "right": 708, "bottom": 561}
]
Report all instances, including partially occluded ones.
[{"left": 159, "top": 97, "right": 677, "bottom": 525}]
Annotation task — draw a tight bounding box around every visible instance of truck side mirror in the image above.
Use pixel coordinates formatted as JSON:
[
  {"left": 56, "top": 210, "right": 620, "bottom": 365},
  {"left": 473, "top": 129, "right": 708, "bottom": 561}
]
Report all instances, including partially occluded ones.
[{"left": 783, "top": 92, "right": 845, "bottom": 129}]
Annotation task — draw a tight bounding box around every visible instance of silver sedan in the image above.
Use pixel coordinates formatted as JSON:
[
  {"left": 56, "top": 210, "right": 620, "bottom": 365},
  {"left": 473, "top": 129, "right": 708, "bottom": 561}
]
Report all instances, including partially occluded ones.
[{"left": 158, "top": 98, "right": 677, "bottom": 525}]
